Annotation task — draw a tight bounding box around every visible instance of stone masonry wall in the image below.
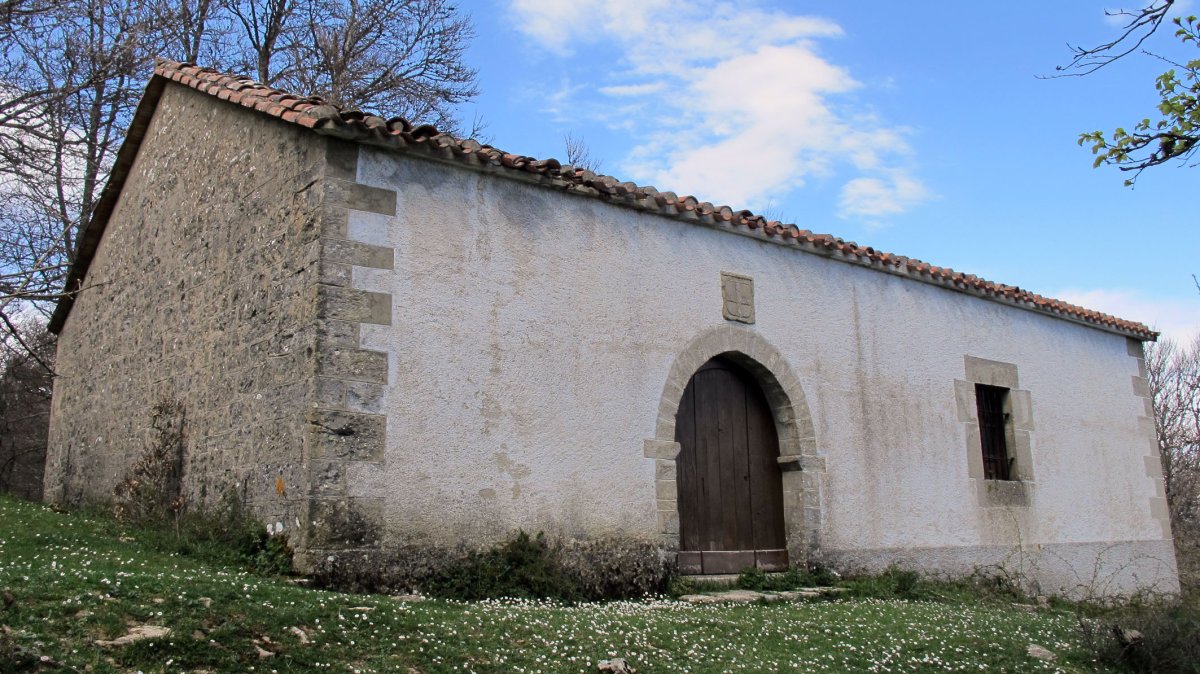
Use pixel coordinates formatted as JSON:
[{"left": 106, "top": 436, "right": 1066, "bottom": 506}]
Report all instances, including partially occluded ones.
[
  {"left": 301, "top": 139, "right": 399, "bottom": 569},
  {"left": 44, "top": 83, "right": 327, "bottom": 543}
]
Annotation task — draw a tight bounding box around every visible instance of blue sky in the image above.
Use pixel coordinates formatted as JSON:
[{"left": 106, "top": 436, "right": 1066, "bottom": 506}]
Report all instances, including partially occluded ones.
[{"left": 452, "top": 1, "right": 1199, "bottom": 342}]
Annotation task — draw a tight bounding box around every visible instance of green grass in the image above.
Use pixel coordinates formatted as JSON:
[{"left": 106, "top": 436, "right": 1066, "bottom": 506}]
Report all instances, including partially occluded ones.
[{"left": 0, "top": 494, "right": 1118, "bottom": 673}]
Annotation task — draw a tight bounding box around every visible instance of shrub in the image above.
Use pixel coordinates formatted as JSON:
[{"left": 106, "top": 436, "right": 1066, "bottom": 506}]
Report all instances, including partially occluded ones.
[
  {"left": 423, "top": 531, "right": 580, "bottom": 601},
  {"left": 559, "top": 537, "right": 674, "bottom": 600},
  {"left": 140, "top": 489, "right": 293, "bottom": 576},
  {"left": 112, "top": 399, "right": 185, "bottom": 525},
  {"left": 1175, "top": 520, "right": 1200, "bottom": 596},
  {"left": 312, "top": 531, "right": 673, "bottom": 601},
  {"left": 1078, "top": 599, "right": 1200, "bottom": 673},
  {"left": 107, "top": 398, "right": 292, "bottom": 576},
  {"left": 842, "top": 566, "right": 928, "bottom": 600}
]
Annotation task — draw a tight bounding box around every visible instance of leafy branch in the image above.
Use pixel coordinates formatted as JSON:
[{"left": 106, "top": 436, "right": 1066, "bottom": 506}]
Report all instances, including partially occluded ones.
[{"left": 1079, "top": 15, "right": 1200, "bottom": 185}]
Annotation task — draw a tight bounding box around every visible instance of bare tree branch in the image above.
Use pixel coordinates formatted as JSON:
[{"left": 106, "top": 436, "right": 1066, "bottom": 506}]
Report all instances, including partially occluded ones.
[
  {"left": 1053, "top": 1, "right": 1176, "bottom": 77},
  {"left": 1146, "top": 335, "right": 1200, "bottom": 535},
  {"left": 281, "top": 0, "right": 477, "bottom": 129},
  {"left": 0, "top": 0, "right": 478, "bottom": 361},
  {"left": 564, "top": 132, "right": 601, "bottom": 173}
]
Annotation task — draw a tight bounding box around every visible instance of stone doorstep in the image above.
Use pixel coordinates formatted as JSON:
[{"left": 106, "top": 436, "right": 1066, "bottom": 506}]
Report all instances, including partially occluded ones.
[
  {"left": 677, "top": 587, "right": 845, "bottom": 605},
  {"left": 683, "top": 572, "right": 797, "bottom": 588}
]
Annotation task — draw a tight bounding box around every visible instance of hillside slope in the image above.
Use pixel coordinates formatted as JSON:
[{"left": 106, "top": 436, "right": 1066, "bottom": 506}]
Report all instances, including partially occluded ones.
[{"left": 0, "top": 496, "right": 1109, "bottom": 673}]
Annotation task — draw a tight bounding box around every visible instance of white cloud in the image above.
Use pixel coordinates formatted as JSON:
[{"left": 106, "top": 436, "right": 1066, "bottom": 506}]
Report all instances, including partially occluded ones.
[
  {"left": 839, "top": 170, "right": 931, "bottom": 220},
  {"left": 598, "top": 83, "right": 666, "bottom": 97},
  {"left": 506, "top": 1, "right": 927, "bottom": 218},
  {"left": 1053, "top": 288, "right": 1200, "bottom": 344},
  {"left": 507, "top": 0, "right": 677, "bottom": 54}
]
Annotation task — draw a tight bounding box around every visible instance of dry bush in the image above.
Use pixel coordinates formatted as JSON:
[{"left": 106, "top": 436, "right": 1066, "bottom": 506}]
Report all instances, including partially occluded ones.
[
  {"left": 1145, "top": 336, "right": 1200, "bottom": 593},
  {"left": 311, "top": 531, "right": 674, "bottom": 601},
  {"left": 112, "top": 399, "right": 185, "bottom": 524}
]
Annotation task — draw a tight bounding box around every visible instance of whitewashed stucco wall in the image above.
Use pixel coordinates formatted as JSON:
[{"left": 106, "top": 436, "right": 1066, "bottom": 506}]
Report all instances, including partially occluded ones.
[{"left": 342, "top": 147, "right": 1177, "bottom": 596}]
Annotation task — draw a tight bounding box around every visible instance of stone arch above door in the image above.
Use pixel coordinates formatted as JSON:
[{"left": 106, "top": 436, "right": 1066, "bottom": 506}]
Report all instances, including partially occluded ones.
[{"left": 643, "top": 325, "right": 824, "bottom": 566}]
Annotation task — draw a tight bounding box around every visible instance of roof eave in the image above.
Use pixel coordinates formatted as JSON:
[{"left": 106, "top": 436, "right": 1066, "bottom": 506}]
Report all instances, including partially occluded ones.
[
  {"left": 46, "top": 61, "right": 1160, "bottom": 343},
  {"left": 48, "top": 74, "right": 169, "bottom": 335}
]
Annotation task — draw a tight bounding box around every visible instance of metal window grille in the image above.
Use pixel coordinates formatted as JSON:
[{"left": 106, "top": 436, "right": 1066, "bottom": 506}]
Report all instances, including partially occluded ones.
[{"left": 975, "top": 384, "right": 1012, "bottom": 480}]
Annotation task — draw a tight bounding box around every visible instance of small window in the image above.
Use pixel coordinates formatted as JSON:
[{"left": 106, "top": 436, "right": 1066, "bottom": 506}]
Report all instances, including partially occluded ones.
[{"left": 975, "top": 384, "right": 1013, "bottom": 480}]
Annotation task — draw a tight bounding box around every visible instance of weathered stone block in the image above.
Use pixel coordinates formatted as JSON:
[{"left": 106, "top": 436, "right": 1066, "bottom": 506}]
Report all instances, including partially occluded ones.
[
  {"left": 655, "top": 480, "right": 677, "bottom": 500},
  {"left": 318, "top": 286, "right": 392, "bottom": 325},
  {"left": 777, "top": 456, "right": 802, "bottom": 472},
  {"left": 323, "top": 238, "right": 394, "bottom": 270},
  {"left": 1137, "top": 415, "right": 1158, "bottom": 441},
  {"left": 326, "top": 177, "right": 397, "bottom": 216},
  {"left": 643, "top": 439, "right": 680, "bottom": 459},
  {"left": 316, "top": 319, "right": 360, "bottom": 348},
  {"left": 1131, "top": 375, "right": 1150, "bottom": 398},
  {"left": 320, "top": 203, "right": 350, "bottom": 238},
  {"left": 657, "top": 510, "right": 679, "bottom": 535},
  {"left": 1127, "top": 338, "right": 1145, "bottom": 359},
  {"left": 1011, "top": 430, "right": 1034, "bottom": 481},
  {"left": 964, "top": 423, "right": 984, "bottom": 479},
  {"left": 317, "top": 347, "right": 388, "bottom": 384},
  {"left": 720, "top": 271, "right": 755, "bottom": 324},
  {"left": 964, "top": 356, "right": 1019, "bottom": 389},
  {"left": 346, "top": 381, "right": 385, "bottom": 413},
  {"left": 798, "top": 455, "right": 825, "bottom": 472},
  {"left": 315, "top": 378, "right": 347, "bottom": 409},
  {"left": 978, "top": 479, "right": 1030, "bottom": 508},
  {"left": 1149, "top": 496, "right": 1169, "bottom": 520},
  {"left": 308, "top": 497, "right": 383, "bottom": 548},
  {"left": 953, "top": 379, "right": 976, "bottom": 422},
  {"left": 325, "top": 139, "right": 359, "bottom": 182},
  {"left": 319, "top": 261, "right": 352, "bottom": 287},
  {"left": 309, "top": 409, "right": 386, "bottom": 461},
  {"left": 1009, "top": 390, "right": 1034, "bottom": 431},
  {"left": 1145, "top": 454, "right": 1165, "bottom": 479},
  {"left": 654, "top": 459, "right": 676, "bottom": 480},
  {"left": 308, "top": 459, "right": 347, "bottom": 495}
]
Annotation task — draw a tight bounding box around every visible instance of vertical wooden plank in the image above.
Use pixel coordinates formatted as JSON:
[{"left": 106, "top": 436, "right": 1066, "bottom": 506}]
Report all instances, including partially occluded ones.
[
  {"left": 675, "top": 382, "right": 700, "bottom": 552},
  {"left": 696, "top": 368, "right": 724, "bottom": 553},
  {"left": 712, "top": 367, "right": 735, "bottom": 552},
  {"left": 746, "top": 375, "right": 787, "bottom": 553},
  {"left": 726, "top": 366, "right": 753, "bottom": 553}
]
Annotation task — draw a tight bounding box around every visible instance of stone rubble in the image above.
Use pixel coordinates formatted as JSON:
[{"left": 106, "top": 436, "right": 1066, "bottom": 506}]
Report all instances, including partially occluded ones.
[
  {"left": 597, "top": 657, "right": 636, "bottom": 673},
  {"left": 94, "top": 625, "right": 171, "bottom": 647},
  {"left": 1026, "top": 644, "right": 1057, "bottom": 662}
]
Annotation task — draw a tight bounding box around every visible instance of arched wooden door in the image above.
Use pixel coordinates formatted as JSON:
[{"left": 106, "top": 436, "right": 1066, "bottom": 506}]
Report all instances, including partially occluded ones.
[{"left": 675, "top": 356, "right": 788, "bottom": 574}]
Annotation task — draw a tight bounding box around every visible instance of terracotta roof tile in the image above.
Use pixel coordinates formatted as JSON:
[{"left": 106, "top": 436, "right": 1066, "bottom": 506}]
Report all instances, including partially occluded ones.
[{"left": 47, "top": 59, "right": 1159, "bottom": 339}]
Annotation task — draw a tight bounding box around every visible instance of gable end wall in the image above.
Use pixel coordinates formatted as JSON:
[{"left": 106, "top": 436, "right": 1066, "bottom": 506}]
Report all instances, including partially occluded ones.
[{"left": 44, "top": 83, "right": 328, "bottom": 542}]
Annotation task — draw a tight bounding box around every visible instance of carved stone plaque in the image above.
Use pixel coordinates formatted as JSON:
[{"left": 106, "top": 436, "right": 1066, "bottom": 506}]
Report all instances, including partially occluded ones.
[{"left": 720, "top": 272, "right": 755, "bottom": 324}]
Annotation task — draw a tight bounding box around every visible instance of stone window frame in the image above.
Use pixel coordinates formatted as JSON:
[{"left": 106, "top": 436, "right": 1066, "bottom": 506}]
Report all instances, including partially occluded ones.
[
  {"left": 954, "top": 356, "right": 1035, "bottom": 507},
  {"left": 643, "top": 325, "right": 823, "bottom": 565}
]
